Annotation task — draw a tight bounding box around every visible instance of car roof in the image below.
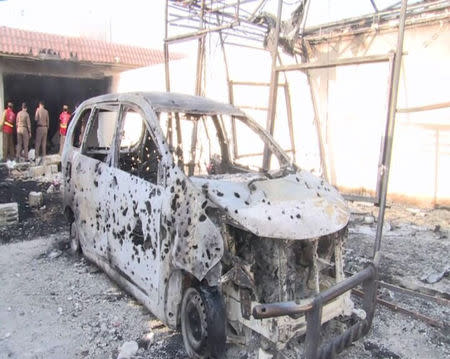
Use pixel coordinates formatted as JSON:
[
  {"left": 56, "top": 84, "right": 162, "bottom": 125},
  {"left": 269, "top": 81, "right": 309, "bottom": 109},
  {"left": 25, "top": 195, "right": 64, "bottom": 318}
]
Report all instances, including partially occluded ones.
[{"left": 83, "top": 92, "right": 246, "bottom": 117}]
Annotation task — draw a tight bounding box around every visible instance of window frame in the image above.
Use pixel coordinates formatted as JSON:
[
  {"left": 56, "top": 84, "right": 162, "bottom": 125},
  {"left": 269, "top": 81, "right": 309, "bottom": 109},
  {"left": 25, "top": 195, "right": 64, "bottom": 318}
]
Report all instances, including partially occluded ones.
[
  {"left": 112, "top": 102, "right": 163, "bottom": 185},
  {"left": 80, "top": 103, "right": 121, "bottom": 165}
]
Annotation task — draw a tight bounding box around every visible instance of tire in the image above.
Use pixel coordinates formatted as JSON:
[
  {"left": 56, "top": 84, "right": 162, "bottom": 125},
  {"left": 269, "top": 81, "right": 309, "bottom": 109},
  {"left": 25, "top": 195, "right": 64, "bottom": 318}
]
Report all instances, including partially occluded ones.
[
  {"left": 70, "top": 222, "right": 81, "bottom": 255},
  {"left": 181, "top": 285, "right": 226, "bottom": 358}
]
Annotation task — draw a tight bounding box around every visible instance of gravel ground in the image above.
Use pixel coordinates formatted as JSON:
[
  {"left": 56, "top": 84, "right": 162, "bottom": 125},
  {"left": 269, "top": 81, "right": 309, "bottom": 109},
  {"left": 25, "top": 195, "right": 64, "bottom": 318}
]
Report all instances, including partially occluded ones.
[{"left": 0, "top": 233, "right": 448, "bottom": 359}]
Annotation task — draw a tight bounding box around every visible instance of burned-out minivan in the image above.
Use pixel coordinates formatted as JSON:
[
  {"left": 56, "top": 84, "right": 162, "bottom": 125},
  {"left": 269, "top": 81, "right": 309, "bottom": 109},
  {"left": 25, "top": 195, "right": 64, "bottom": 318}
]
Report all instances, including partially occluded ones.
[{"left": 62, "top": 92, "right": 376, "bottom": 359}]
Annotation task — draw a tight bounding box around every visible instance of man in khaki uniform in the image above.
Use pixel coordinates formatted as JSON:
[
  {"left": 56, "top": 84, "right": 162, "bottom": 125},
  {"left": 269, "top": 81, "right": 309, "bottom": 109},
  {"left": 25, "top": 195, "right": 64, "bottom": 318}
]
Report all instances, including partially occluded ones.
[
  {"left": 16, "top": 102, "right": 32, "bottom": 161},
  {"left": 35, "top": 101, "right": 49, "bottom": 160}
]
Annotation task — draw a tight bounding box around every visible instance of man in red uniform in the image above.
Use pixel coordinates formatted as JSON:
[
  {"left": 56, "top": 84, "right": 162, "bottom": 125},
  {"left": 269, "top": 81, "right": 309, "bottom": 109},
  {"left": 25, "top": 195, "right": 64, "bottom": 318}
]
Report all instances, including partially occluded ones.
[
  {"left": 1, "top": 102, "right": 16, "bottom": 161},
  {"left": 59, "top": 105, "right": 71, "bottom": 154}
]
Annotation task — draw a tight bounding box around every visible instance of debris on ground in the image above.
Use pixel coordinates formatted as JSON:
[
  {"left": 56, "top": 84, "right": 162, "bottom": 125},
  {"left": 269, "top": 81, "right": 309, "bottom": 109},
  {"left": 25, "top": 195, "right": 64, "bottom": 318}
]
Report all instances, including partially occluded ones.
[{"left": 0, "top": 160, "right": 449, "bottom": 358}]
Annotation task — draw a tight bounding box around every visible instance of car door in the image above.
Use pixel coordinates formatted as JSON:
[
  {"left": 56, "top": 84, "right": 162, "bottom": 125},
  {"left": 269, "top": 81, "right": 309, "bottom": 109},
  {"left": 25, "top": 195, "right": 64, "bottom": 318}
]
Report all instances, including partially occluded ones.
[
  {"left": 107, "top": 103, "right": 165, "bottom": 308},
  {"left": 72, "top": 103, "right": 120, "bottom": 264}
]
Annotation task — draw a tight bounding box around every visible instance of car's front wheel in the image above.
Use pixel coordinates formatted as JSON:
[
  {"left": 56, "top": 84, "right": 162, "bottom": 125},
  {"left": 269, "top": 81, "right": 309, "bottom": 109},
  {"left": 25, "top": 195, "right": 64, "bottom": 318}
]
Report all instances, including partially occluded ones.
[{"left": 180, "top": 285, "right": 226, "bottom": 358}]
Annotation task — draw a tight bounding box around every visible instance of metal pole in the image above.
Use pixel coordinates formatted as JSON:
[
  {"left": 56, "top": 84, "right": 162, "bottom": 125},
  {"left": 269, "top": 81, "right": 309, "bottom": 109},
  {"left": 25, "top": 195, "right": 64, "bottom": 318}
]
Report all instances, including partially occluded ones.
[
  {"left": 195, "top": 0, "right": 206, "bottom": 96},
  {"left": 262, "top": 0, "right": 283, "bottom": 170},
  {"left": 164, "top": 0, "right": 171, "bottom": 92},
  {"left": 373, "top": 0, "right": 408, "bottom": 257}
]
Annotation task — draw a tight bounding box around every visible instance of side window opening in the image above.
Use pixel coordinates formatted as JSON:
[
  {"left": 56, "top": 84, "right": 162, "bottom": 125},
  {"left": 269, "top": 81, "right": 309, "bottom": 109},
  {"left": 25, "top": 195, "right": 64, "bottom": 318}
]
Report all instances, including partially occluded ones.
[
  {"left": 118, "top": 107, "right": 160, "bottom": 185},
  {"left": 72, "top": 108, "right": 91, "bottom": 148},
  {"left": 83, "top": 105, "right": 119, "bottom": 162}
]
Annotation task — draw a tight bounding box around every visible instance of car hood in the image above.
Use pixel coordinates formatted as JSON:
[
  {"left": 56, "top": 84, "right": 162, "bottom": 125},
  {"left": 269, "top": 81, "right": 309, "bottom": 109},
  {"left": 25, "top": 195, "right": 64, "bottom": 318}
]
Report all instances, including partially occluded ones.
[{"left": 190, "top": 171, "right": 349, "bottom": 240}]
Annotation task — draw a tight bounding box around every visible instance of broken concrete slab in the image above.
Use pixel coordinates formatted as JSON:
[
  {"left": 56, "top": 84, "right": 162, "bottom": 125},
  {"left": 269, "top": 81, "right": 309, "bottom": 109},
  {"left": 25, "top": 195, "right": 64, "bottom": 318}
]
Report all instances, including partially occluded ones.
[
  {"left": 0, "top": 202, "right": 19, "bottom": 226},
  {"left": 29, "top": 191, "right": 43, "bottom": 208},
  {"left": 117, "top": 341, "right": 138, "bottom": 359},
  {"left": 42, "top": 154, "right": 61, "bottom": 166}
]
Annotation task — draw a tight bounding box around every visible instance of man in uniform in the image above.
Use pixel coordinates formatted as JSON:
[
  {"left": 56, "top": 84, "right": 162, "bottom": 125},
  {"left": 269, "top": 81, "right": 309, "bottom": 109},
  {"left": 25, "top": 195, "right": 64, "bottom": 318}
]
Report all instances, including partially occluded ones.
[
  {"left": 16, "top": 102, "right": 32, "bottom": 161},
  {"left": 1, "top": 102, "right": 16, "bottom": 161},
  {"left": 59, "top": 105, "right": 70, "bottom": 154},
  {"left": 35, "top": 100, "right": 49, "bottom": 161}
]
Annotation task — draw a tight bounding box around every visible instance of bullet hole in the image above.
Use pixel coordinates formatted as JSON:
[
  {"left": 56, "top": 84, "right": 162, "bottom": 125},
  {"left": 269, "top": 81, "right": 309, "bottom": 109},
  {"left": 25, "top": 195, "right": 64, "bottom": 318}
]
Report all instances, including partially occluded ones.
[
  {"left": 217, "top": 191, "right": 224, "bottom": 197},
  {"left": 122, "top": 207, "right": 128, "bottom": 216},
  {"left": 268, "top": 216, "right": 271, "bottom": 220},
  {"left": 245, "top": 201, "right": 250, "bottom": 205},
  {"left": 93, "top": 180, "right": 98, "bottom": 187},
  {"left": 113, "top": 176, "right": 118, "bottom": 186},
  {"left": 199, "top": 214, "right": 207, "bottom": 222},
  {"left": 184, "top": 230, "right": 189, "bottom": 237},
  {"left": 290, "top": 215, "right": 294, "bottom": 219},
  {"left": 262, "top": 199, "right": 266, "bottom": 203},
  {"left": 296, "top": 214, "right": 301, "bottom": 219},
  {"left": 201, "top": 201, "right": 207, "bottom": 209},
  {"left": 296, "top": 177, "right": 300, "bottom": 182},
  {"left": 145, "top": 200, "right": 152, "bottom": 214},
  {"left": 235, "top": 210, "right": 238, "bottom": 214},
  {"left": 234, "top": 192, "right": 240, "bottom": 198},
  {"left": 316, "top": 192, "right": 321, "bottom": 197},
  {"left": 170, "top": 186, "right": 175, "bottom": 193},
  {"left": 192, "top": 244, "right": 198, "bottom": 249}
]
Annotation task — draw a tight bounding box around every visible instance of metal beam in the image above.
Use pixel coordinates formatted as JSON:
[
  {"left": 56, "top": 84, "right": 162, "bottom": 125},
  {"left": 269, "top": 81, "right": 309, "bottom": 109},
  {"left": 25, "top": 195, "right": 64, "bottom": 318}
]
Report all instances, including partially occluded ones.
[
  {"left": 262, "top": 0, "right": 283, "bottom": 170},
  {"left": 397, "top": 101, "right": 450, "bottom": 113},
  {"left": 373, "top": 0, "right": 408, "bottom": 256},
  {"left": 276, "top": 54, "right": 392, "bottom": 72}
]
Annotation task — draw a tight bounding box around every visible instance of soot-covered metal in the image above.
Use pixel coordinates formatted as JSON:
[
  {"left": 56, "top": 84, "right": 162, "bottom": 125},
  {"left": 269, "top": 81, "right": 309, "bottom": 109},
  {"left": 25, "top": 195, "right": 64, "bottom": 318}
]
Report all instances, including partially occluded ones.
[{"left": 62, "top": 92, "right": 358, "bottom": 359}]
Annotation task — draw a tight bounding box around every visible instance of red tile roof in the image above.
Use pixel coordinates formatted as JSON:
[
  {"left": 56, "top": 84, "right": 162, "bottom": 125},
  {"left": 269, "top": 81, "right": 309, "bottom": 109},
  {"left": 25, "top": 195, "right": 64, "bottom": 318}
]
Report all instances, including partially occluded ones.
[{"left": 0, "top": 26, "right": 179, "bottom": 68}]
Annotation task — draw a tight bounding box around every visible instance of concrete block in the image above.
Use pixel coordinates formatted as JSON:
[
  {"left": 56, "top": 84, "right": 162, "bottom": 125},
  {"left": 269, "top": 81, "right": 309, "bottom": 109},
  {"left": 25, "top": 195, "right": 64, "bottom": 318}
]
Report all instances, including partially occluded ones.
[
  {"left": 43, "top": 154, "right": 61, "bottom": 166},
  {"left": 29, "top": 166, "right": 45, "bottom": 178},
  {"left": 44, "top": 166, "right": 53, "bottom": 177},
  {"left": 29, "top": 191, "right": 43, "bottom": 208},
  {"left": 0, "top": 202, "right": 19, "bottom": 226}
]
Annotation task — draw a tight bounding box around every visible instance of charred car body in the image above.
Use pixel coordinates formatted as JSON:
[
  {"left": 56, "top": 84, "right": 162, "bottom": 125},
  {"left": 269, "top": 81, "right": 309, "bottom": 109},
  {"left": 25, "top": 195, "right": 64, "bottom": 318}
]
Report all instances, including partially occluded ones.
[{"left": 62, "top": 92, "right": 377, "bottom": 359}]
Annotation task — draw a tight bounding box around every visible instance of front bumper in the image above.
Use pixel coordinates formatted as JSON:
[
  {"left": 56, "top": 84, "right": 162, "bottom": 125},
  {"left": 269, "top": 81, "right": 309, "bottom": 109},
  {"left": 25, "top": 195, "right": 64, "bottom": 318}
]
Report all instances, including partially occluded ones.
[{"left": 252, "top": 264, "right": 378, "bottom": 359}]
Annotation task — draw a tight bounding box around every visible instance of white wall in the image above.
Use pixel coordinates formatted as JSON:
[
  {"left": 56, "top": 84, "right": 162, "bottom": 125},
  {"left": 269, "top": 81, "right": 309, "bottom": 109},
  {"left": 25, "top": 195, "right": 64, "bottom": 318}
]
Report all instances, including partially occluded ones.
[{"left": 307, "top": 21, "right": 450, "bottom": 206}]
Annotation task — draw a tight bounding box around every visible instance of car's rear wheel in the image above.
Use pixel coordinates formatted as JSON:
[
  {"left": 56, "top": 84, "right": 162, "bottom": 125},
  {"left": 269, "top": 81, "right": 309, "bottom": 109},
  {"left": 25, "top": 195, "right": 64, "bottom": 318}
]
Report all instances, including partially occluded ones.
[{"left": 181, "top": 285, "right": 226, "bottom": 358}]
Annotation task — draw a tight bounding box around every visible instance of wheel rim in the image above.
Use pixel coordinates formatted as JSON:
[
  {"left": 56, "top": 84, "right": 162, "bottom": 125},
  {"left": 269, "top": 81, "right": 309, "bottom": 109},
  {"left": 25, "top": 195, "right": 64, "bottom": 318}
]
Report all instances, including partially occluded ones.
[{"left": 182, "top": 288, "right": 208, "bottom": 355}]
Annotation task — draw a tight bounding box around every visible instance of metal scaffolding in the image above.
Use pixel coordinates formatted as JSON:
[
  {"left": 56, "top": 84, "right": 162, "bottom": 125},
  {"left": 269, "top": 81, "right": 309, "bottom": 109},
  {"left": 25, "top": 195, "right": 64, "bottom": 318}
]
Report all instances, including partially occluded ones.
[{"left": 163, "top": 1, "right": 449, "bottom": 358}]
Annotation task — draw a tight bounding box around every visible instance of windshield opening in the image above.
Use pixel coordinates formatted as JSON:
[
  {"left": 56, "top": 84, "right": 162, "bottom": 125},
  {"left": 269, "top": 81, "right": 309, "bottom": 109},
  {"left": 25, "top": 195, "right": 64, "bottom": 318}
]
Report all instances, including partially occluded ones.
[{"left": 158, "top": 111, "right": 290, "bottom": 176}]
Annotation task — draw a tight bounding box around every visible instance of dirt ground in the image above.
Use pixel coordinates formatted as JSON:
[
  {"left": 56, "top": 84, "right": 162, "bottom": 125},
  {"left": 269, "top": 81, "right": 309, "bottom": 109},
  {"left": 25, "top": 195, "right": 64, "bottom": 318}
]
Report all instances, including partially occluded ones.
[{"left": 0, "top": 164, "right": 449, "bottom": 359}]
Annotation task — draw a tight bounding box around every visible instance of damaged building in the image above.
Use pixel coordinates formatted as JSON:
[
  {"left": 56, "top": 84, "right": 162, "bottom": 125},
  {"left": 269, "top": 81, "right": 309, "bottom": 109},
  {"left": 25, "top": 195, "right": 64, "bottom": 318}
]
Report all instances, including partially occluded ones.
[{"left": 0, "top": 26, "right": 178, "bottom": 157}]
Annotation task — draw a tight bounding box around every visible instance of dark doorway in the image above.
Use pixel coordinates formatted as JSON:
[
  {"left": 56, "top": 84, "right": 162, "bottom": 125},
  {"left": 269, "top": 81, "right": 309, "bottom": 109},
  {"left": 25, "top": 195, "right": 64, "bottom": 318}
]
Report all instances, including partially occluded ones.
[{"left": 3, "top": 74, "right": 111, "bottom": 154}]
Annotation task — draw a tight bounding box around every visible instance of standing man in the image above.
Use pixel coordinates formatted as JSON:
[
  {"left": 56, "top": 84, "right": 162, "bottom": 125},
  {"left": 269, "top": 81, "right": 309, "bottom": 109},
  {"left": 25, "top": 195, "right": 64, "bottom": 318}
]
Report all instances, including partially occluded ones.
[
  {"left": 35, "top": 100, "right": 49, "bottom": 162},
  {"left": 59, "top": 104, "right": 70, "bottom": 154},
  {"left": 16, "top": 102, "right": 32, "bottom": 161},
  {"left": 1, "top": 102, "right": 16, "bottom": 161}
]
